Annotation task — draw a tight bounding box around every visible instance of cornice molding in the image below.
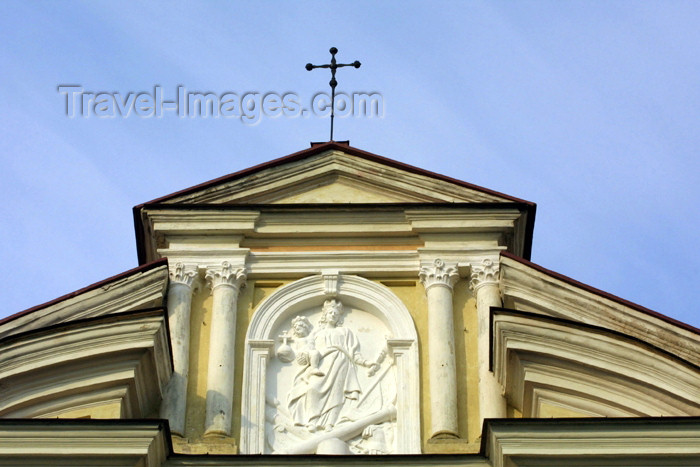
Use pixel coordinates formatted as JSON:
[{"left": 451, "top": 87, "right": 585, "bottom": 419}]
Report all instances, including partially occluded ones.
[
  {"left": 0, "top": 310, "right": 172, "bottom": 419},
  {"left": 499, "top": 255, "right": 700, "bottom": 366},
  {"left": 0, "top": 264, "right": 169, "bottom": 340},
  {"left": 0, "top": 420, "right": 170, "bottom": 465},
  {"left": 484, "top": 418, "right": 700, "bottom": 467},
  {"left": 491, "top": 310, "right": 700, "bottom": 418}
]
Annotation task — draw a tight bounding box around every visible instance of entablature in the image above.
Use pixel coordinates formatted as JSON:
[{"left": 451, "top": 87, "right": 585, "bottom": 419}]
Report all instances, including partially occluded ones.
[{"left": 138, "top": 204, "right": 530, "bottom": 267}]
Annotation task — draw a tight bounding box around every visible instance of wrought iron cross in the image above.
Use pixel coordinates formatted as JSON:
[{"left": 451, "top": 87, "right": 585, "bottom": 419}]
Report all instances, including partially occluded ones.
[{"left": 306, "top": 47, "right": 361, "bottom": 141}]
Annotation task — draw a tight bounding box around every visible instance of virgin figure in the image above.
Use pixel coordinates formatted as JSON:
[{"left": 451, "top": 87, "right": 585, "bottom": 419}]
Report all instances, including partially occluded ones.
[{"left": 286, "top": 299, "right": 378, "bottom": 432}]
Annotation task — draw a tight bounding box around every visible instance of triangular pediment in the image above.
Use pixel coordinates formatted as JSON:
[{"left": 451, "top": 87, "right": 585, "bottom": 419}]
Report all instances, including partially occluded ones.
[
  {"left": 269, "top": 173, "right": 423, "bottom": 204},
  {"left": 148, "top": 143, "right": 528, "bottom": 205}
]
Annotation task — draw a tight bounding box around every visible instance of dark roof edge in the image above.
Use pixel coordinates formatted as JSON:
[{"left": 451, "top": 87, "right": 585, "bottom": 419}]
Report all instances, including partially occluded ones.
[
  {"left": 134, "top": 142, "right": 536, "bottom": 207},
  {"left": 521, "top": 203, "right": 536, "bottom": 261},
  {"left": 500, "top": 251, "right": 700, "bottom": 335},
  {"left": 0, "top": 418, "right": 171, "bottom": 428},
  {"left": 138, "top": 201, "right": 533, "bottom": 211},
  {"left": 0, "top": 258, "right": 169, "bottom": 328}
]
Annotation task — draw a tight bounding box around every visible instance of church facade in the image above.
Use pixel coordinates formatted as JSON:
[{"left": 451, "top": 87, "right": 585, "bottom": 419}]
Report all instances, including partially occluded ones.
[{"left": 1, "top": 142, "right": 699, "bottom": 465}]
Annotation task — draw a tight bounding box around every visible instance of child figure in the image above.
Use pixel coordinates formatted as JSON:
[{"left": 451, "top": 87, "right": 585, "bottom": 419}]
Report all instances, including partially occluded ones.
[{"left": 290, "top": 315, "right": 324, "bottom": 379}]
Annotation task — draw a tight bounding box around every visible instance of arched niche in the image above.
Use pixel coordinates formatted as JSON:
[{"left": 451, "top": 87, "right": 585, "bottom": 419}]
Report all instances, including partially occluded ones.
[{"left": 240, "top": 273, "right": 420, "bottom": 454}]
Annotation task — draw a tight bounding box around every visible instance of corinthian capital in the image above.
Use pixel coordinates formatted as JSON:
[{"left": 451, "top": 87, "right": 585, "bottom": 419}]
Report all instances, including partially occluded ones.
[
  {"left": 169, "top": 262, "right": 198, "bottom": 288},
  {"left": 206, "top": 261, "right": 247, "bottom": 291},
  {"left": 469, "top": 259, "right": 499, "bottom": 292},
  {"left": 419, "top": 258, "right": 459, "bottom": 291}
]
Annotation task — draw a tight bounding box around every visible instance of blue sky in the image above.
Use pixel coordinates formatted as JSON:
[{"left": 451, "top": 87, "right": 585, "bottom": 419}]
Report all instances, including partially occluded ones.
[{"left": 1, "top": 2, "right": 698, "bottom": 327}]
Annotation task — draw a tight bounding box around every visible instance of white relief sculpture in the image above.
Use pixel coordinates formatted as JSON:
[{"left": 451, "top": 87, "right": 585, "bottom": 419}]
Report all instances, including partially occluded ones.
[
  {"left": 241, "top": 274, "right": 419, "bottom": 455},
  {"left": 266, "top": 299, "right": 397, "bottom": 454},
  {"left": 276, "top": 316, "right": 324, "bottom": 379}
]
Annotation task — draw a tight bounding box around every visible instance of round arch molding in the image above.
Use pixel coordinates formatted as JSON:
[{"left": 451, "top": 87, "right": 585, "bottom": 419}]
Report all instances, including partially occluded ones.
[{"left": 240, "top": 273, "right": 420, "bottom": 454}]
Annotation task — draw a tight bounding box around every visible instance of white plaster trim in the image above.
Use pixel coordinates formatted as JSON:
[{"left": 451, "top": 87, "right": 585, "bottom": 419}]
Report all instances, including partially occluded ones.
[
  {"left": 406, "top": 209, "right": 522, "bottom": 232},
  {"left": 147, "top": 210, "right": 260, "bottom": 233},
  {"left": 322, "top": 270, "right": 340, "bottom": 297},
  {"left": 0, "top": 312, "right": 171, "bottom": 419},
  {"left": 241, "top": 274, "right": 420, "bottom": 454},
  {"left": 0, "top": 421, "right": 169, "bottom": 466},
  {"left": 159, "top": 250, "right": 421, "bottom": 278},
  {"left": 485, "top": 419, "right": 700, "bottom": 467},
  {"left": 0, "top": 264, "right": 169, "bottom": 340}
]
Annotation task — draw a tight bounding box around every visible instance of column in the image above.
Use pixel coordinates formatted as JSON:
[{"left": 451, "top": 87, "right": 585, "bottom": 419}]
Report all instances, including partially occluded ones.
[
  {"left": 470, "top": 258, "right": 507, "bottom": 426},
  {"left": 204, "top": 261, "right": 247, "bottom": 437},
  {"left": 419, "top": 258, "right": 460, "bottom": 438},
  {"left": 160, "top": 262, "right": 198, "bottom": 437}
]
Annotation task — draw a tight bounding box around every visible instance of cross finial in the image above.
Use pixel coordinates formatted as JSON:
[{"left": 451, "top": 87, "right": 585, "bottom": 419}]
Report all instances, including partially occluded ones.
[{"left": 306, "top": 47, "right": 361, "bottom": 141}]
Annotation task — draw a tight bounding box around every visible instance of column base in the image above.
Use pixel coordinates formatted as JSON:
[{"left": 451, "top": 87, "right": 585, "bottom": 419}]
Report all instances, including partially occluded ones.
[
  {"left": 173, "top": 434, "right": 238, "bottom": 455},
  {"left": 425, "top": 436, "right": 481, "bottom": 454},
  {"left": 430, "top": 430, "right": 460, "bottom": 440}
]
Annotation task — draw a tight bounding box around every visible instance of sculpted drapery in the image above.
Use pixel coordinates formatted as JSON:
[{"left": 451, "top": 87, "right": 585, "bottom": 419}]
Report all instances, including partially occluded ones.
[{"left": 286, "top": 299, "right": 378, "bottom": 432}]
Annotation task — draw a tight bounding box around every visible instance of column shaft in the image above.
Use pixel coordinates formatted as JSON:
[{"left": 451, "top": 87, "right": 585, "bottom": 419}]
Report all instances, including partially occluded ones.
[
  {"left": 204, "top": 262, "right": 246, "bottom": 437},
  {"left": 420, "top": 258, "right": 460, "bottom": 438},
  {"left": 471, "top": 259, "right": 507, "bottom": 427},
  {"left": 160, "top": 263, "right": 197, "bottom": 437},
  {"left": 426, "top": 284, "right": 459, "bottom": 437}
]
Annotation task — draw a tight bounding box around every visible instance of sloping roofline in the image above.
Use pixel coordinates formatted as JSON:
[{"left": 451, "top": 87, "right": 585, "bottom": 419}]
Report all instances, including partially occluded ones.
[
  {"left": 135, "top": 141, "right": 535, "bottom": 207},
  {"left": 501, "top": 251, "right": 700, "bottom": 335},
  {"left": 0, "top": 258, "right": 169, "bottom": 328},
  {"left": 133, "top": 142, "right": 537, "bottom": 264}
]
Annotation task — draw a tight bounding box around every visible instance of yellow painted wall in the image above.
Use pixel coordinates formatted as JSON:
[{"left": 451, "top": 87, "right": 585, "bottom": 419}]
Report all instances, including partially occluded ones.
[
  {"left": 453, "top": 279, "right": 480, "bottom": 445},
  {"left": 232, "top": 280, "right": 289, "bottom": 444},
  {"left": 183, "top": 279, "right": 291, "bottom": 445},
  {"left": 54, "top": 401, "right": 122, "bottom": 419},
  {"left": 184, "top": 284, "right": 212, "bottom": 441},
  {"left": 272, "top": 178, "right": 412, "bottom": 204},
  {"left": 538, "top": 403, "right": 592, "bottom": 419}
]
